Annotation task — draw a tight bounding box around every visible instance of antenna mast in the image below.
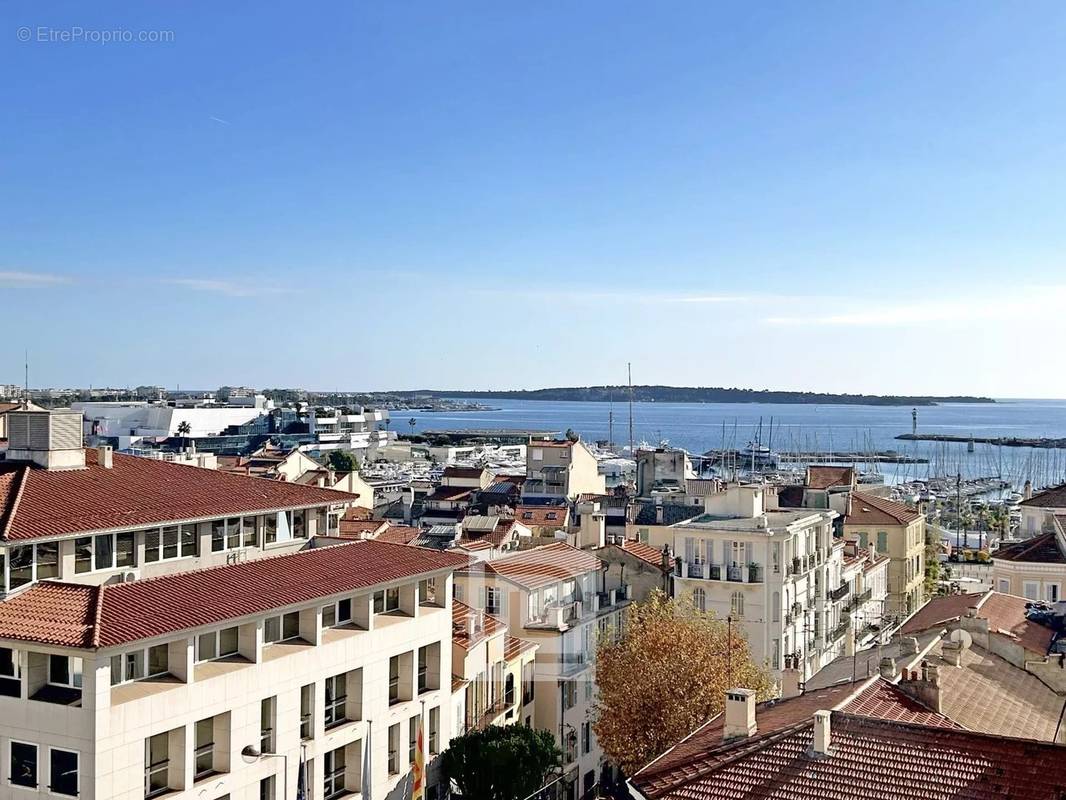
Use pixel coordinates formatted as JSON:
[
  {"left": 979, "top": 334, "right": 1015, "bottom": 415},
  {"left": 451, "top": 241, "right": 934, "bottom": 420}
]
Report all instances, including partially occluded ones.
[{"left": 627, "top": 362, "right": 634, "bottom": 456}]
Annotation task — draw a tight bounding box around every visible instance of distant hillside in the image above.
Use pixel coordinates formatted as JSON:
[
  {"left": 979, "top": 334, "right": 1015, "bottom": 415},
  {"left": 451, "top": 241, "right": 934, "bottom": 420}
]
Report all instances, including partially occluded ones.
[{"left": 400, "top": 385, "right": 994, "bottom": 407}]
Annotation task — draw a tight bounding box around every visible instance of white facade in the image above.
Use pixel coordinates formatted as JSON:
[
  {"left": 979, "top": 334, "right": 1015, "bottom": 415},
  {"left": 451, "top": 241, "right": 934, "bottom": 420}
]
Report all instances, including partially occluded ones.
[{"left": 73, "top": 402, "right": 264, "bottom": 442}]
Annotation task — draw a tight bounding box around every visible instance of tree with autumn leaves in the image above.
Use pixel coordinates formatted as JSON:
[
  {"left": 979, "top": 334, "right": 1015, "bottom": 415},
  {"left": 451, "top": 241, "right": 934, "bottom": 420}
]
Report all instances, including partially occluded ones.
[{"left": 593, "top": 590, "right": 774, "bottom": 775}]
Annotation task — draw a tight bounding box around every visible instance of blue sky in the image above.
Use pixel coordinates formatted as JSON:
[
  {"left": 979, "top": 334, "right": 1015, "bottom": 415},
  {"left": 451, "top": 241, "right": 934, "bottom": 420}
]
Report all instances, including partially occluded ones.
[{"left": 3, "top": 2, "right": 1066, "bottom": 396}]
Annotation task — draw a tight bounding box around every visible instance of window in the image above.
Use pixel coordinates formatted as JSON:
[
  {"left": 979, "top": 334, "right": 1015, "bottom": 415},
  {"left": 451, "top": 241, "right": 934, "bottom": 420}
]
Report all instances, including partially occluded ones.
[
  {"left": 145, "top": 733, "right": 169, "bottom": 798},
  {"left": 322, "top": 598, "right": 352, "bottom": 628},
  {"left": 10, "top": 741, "right": 38, "bottom": 789},
  {"left": 419, "top": 577, "right": 438, "bottom": 605},
  {"left": 147, "top": 645, "right": 168, "bottom": 677},
  {"left": 418, "top": 645, "right": 431, "bottom": 693},
  {"left": 771, "top": 591, "right": 781, "bottom": 622},
  {"left": 261, "top": 697, "right": 276, "bottom": 754},
  {"left": 876, "top": 531, "right": 888, "bottom": 553},
  {"left": 692, "top": 588, "right": 706, "bottom": 612},
  {"left": 194, "top": 717, "right": 215, "bottom": 779},
  {"left": 730, "top": 592, "right": 745, "bottom": 618},
  {"left": 562, "top": 679, "right": 577, "bottom": 711},
  {"left": 49, "top": 654, "right": 83, "bottom": 688},
  {"left": 504, "top": 673, "right": 515, "bottom": 706},
  {"left": 408, "top": 715, "right": 419, "bottom": 764},
  {"left": 1024, "top": 581, "right": 1040, "bottom": 601},
  {"left": 264, "top": 612, "right": 300, "bottom": 644},
  {"left": 260, "top": 776, "right": 276, "bottom": 800},
  {"left": 324, "top": 673, "right": 347, "bottom": 729},
  {"left": 211, "top": 518, "right": 247, "bottom": 552},
  {"left": 300, "top": 683, "right": 314, "bottom": 739},
  {"left": 197, "top": 627, "right": 240, "bottom": 661},
  {"left": 522, "top": 661, "right": 535, "bottom": 705},
  {"left": 323, "top": 746, "right": 346, "bottom": 800},
  {"left": 293, "top": 510, "right": 307, "bottom": 539},
  {"left": 145, "top": 525, "right": 197, "bottom": 563},
  {"left": 998, "top": 578, "right": 1011, "bottom": 593},
  {"left": 242, "top": 516, "right": 259, "bottom": 547},
  {"left": 73, "top": 532, "right": 136, "bottom": 573},
  {"left": 374, "top": 587, "right": 400, "bottom": 613},
  {"left": 49, "top": 748, "right": 79, "bottom": 797},
  {"left": 388, "top": 723, "right": 400, "bottom": 774},
  {"left": 111, "top": 645, "right": 168, "bottom": 685},
  {"left": 1048, "top": 583, "right": 1061, "bottom": 603},
  {"left": 264, "top": 513, "right": 279, "bottom": 544},
  {"left": 485, "top": 587, "right": 503, "bottom": 615},
  {"left": 429, "top": 706, "right": 440, "bottom": 754},
  {"left": 389, "top": 655, "right": 400, "bottom": 704},
  {"left": 581, "top": 722, "right": 591, "bottom": 755}
]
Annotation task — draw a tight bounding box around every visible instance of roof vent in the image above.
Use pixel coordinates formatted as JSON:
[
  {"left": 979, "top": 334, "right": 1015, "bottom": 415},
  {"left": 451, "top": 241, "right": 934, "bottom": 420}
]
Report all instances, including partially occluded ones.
[
  {"left": 5, "top": 409, "right": 86, "bottom": 470},
  {"left": 811, "top": 710, "right": 832, "bottom": 756}
]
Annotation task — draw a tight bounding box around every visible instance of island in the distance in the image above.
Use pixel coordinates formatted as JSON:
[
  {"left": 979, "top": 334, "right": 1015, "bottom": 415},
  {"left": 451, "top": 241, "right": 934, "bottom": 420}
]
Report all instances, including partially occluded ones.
[{"left": 396, "top": 385, "right": 995, "bottom": 407}]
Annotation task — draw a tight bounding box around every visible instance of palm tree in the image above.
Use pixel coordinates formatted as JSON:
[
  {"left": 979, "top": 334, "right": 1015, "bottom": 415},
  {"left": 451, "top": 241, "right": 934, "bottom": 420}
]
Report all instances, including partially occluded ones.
[
  {"left": 176, "top": 420, "right": 192, "bottom": 451},
  {"left": 408, "top": 417, "right": 417, "bottom": 433}
]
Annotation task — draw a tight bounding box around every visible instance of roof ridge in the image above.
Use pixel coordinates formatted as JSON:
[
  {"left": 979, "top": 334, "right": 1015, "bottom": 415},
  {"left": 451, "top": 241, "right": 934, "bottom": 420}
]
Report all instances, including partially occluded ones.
[
  {"left": 0, "top": 466, "right": 30, "bottom": 542},
  {"left": 90, "top": 583, "right": 106, "bottom": 648}
]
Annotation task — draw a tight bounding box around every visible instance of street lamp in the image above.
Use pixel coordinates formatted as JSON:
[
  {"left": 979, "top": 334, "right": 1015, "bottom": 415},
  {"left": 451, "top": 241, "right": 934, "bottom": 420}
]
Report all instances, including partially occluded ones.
[{"left": 241, "top": 746, "right": 288, "bottom": 800}]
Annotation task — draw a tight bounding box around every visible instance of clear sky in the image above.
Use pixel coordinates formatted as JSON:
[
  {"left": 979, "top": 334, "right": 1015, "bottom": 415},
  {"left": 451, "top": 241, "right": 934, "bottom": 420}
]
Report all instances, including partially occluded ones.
[{"left": 3, "top": 2, "right": 1066, "bottom": 397}]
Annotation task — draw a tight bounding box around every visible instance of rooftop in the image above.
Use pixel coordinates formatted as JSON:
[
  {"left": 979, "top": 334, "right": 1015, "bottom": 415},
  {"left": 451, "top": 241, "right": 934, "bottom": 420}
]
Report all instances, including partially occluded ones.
[
  {"left": 844, "top": 491, "right": 922, "bottom": 527},
  {"left": 1020, "top": 482, "right": 1066, "bottom": 508},
  {"left": 806, "top": 465, "right": 856, "bottom": 490},
  {"left": 0, "top": 539, "right": 468, "bottom": 649},
  {"left": 676, "top": 508, "right": 830, "bottom": 532},
  {"left": 515, "top": 504, "right": 570, "bottom": 527},
  {"left": 451, "top": 600, "right": 506, "bottom": 649},
  {"left": 993, "top": 532, "right": 1066, "bottom": 564},
  {"left": 0, "top": 449, "right": 356, "bottom": 542},
  {"left": 460, "top": 542, "right": 602, "bottom": 590}
]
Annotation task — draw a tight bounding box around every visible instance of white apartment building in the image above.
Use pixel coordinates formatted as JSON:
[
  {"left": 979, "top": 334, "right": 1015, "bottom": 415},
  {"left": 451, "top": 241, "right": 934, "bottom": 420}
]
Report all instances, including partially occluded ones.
[
  {"left": 636, "top": 485, "right": 888, "bottom": 682},
  {"left": 522, "top": 440, "right": 606, "bottom": 502},
  {"left": 0, "top": 538, "right": 465, "bottom": 800},
  {"left": 453, "top": 543, "right": 629, "bottom": 800}
]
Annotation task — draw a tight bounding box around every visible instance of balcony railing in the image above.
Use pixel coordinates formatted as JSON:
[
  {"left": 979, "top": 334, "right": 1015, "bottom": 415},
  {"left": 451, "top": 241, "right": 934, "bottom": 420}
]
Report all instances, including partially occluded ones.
[
  {"left": 726, "top": 566, "right": 744, "bottom": 582},
  {"left": 829, "top": 584, "right": 850, "bottom": 602},
  {"left": 856, "top": 588, "right": 873, "bottom": 604},
  {"left": 828, "top": 619, "right": 851, "bottom": 644},
  {"left": 527, "top": 601, "right": 582, "bottom": 629},
  {"left": 747, "top": 565, "right": 763, "bottom": 583},
  {"left": 596, "top": 584, "right": 630, "bottom": 610}
]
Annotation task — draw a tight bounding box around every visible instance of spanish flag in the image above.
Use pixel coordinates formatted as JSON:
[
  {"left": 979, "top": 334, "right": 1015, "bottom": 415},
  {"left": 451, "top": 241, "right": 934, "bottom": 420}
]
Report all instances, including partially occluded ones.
[{"left": 411, "top": 711, "right": 425, "bottom": 800}]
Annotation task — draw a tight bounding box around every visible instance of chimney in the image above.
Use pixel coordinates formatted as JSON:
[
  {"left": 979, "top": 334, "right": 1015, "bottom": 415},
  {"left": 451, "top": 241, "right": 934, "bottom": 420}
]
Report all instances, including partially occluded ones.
[
  {"left": 723, "top": 688, "right": 757, "bottom": 740},
  {"left": 898, "top": 659, "right": 941, "bottom": 713},
  {"left": 1024, "top": 479, "right": 1033, "bottom": 500},
  {"left": 899, "top": 636, "right": 918, "bottom": 656},
  {"left": 655, "top": 500, "right": 664, "bottom": 525},
  {"left": 811, "top": 710, "right": 832, "bottom": 756},
  {"left": 97, "top": 445, "right": 113, "bottom": 469},
  {"left": 879, "top": 657, "right": 895, "bottom": 679},
  {"left": 780, "top": 665, "right": 803, "bottom": 700}
]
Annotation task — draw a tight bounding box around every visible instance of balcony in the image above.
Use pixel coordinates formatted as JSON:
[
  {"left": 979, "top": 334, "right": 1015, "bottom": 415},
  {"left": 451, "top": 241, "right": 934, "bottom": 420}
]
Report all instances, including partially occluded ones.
[
  {"left": 556, "top": 652, "right": 588, "bottom": 677},
  {"left": 855, "top": 588, "right": 873, "bottom": 604},
  {"left": 527, "top": 601, "right": 582, "bottom": 630},
  {"left": 726, "top": 566, "right": 744, "bottom": 582},
  {"left": 596, "top": 584, "right": 630, "bottom": 610},
  {"left": 747, "top": 565, "right": 763, "bottom": 583},
  {"left": 827, "top": 619, "right": 851, "bottom": 645},
  {"left": 829, "top": 584, "right": 850, "bottom": 602}
]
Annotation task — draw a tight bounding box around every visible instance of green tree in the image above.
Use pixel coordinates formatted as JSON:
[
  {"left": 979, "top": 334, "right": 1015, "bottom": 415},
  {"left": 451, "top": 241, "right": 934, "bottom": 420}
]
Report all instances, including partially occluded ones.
[
  {"left": 327, "top": 450, "right": 357, "bottom": 474},
  {"left": 441, "top": 725, "right": 560, "bottom": 800},
  {"left": 176, "top": 420, "right": 192, "bottom": 451},
  {"left": 593, "top": 590, "right": 774, "bottom": 775}
]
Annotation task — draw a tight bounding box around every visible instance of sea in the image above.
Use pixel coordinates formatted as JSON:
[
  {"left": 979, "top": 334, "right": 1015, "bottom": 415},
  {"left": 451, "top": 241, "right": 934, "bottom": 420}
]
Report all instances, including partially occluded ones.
[{"left": 402, "top": 398, "right": 1066, "bottom": 490}]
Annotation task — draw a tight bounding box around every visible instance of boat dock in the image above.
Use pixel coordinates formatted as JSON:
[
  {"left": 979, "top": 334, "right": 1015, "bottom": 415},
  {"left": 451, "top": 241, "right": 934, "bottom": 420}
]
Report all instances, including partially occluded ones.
[
  {"left": 896, "top": 433, "right": 1066, "bottom": 449},
  {"left": 702, "top": 449, "right": 927, "bottom": 465}
]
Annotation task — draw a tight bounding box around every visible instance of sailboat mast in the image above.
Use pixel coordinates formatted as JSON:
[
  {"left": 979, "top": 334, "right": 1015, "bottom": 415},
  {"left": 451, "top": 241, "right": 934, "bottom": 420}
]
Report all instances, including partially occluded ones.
[{"left": 627, "top": 362, "right": 634, "bottom": 455}]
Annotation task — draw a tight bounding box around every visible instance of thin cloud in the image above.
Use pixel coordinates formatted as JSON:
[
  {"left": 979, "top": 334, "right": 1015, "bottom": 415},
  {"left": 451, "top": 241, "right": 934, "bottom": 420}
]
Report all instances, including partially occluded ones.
[
  {"left": 0, "top": 270, "right": 71, "bottom": 288},
  {"left": 164, "top": 278, "right": 290, "bottom": 298},
  {"left": 209, "top": 116, "right": 231, "bottom": 126},
  {"left": 474, "top": 287, "right": 756, "bottom": 305}
]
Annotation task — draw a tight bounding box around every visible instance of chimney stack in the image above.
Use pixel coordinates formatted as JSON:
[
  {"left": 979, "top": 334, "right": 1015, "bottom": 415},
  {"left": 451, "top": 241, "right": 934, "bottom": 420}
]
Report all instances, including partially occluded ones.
[
  {"left": 97, "top": 445, "right": 113, "bottom": 469},
  {"left": 723, "top": 688, "right": 757, "bottom": 741},
  {"left": 811, "top": 710, "right": 832, "bottom": 756},
  {"left": 1024, "top": 479, "right": 1033, "bottom": 500},
  {"left": 780, "top": 663, "right": 803, "bottom": 699},
  {"left": 898, "top": 659, "right": 942, "bottom": 713},
  {"left": 879, "top": 657, "right": 895, "bottom": 679}
]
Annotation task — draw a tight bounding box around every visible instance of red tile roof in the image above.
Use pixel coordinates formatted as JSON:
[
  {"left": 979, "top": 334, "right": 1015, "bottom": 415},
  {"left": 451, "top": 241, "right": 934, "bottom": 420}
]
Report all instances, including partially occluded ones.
[
  {"left": 451, "top": 600, "right": 506, "bottom": 649},
  {"left": 515, "top": 505, "right": 569, "bottom": 527},
  {"left": 973, "top": 592, "right": 1056, "bottom": 655},
  {"left": 805, "top": 466, "right": 855, "bottom": 490},
  {"left": 844, "top": 491, "right": 922, "bottom": 527},
  {"left": 461, "top": 542, "right": 601, "bottom": 589},
  {"left": 636, "top": 712, "right": 1066, "bottom": 800},
  {"left": 636, "top": 676, "right": 956, "bottom": 785},
  {"left": 442, "top": 466, "right": 488, "bottom": 480},
  {"left": 1019, "top": 482, "right": 1066, "bottom": 508},
  {"left": 375, "top": 525, "right": 422, "bottom": 545},
  {"left": 0, "top": 540, "right": 468, "bottom": 649},
  {"left": 993, "top": 532, "right": 1066, "bottom": 564},
  {"left": 425, "top": 485, "right": 474, "bottom": 503},
  {"left": 503, "top": 634, "right": 537, "bottom": 661},
  {"left": 901, "top": 592, "right": 984, "bottom": 635},
  {"left": 619, "top": 538, "right": 670, "bottom": 569},
  {"left": 338, "top": 518, "right": 388, "bottom": 538},
  {"left": 0, "top": 450, "right": 357, "bottom": 542}
]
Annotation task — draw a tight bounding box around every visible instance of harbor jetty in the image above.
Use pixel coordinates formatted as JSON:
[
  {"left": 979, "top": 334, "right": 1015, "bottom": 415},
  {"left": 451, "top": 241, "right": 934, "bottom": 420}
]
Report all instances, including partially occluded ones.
[{"left": 896, "top": 433, "right": 1066, "bottom": 449}]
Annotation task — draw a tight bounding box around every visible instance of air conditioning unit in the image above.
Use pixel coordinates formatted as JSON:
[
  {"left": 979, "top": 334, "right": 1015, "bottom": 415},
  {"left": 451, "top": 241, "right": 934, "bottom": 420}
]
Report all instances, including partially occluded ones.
[{"left": 121, "top": 570, "right": 138, "bottom": 583}]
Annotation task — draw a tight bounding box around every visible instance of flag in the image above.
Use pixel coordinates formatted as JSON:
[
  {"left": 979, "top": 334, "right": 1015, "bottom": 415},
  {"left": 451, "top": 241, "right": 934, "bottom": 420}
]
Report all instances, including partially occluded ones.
[
  {"left": 362, "top": 721, "right": 373, "bottom": 800},
  {"left": 411, "top": 710, "right": 426, "bottom": 800},
  {"left": 296, "top": 745, "right": 307, "bottom": 800}
]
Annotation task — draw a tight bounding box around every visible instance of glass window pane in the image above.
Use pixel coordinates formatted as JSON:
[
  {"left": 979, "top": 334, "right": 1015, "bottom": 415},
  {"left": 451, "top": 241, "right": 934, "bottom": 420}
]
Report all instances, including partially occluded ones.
[
  {"left": 265, "top": 514, "right": 278, "bottom": 544},
  {"left": 386, "top": 587, "right": 400, "bottom": 611},
  {"left": 94, "top": 534, "right": 114, "bottom": 571},
  {"left": 292, "top": 510, "right": 306, "bottom": 539},
  {"left": 243, "top": 516, "right": 258, "bottom": 547},
  {"left": 49, "top": 654, "right": 70, "bottom": 686},
  {"left": 9, "top": 545, "right": 33, "bottom": 589},
  {"left": 198, "top": 633, "right": 218, "bottom": 661},
  {"left": 180, "top": 524, "right": 198, "bottom": 557},
  {"left": 211, "top": 519, "right": 226, "bottom": 552},
  {"left": 219, "top": 627, "right": 239, "bottom": 656},
  {"left": 10, "top": 741, "right": 37, "bottom": 788},
  {"left": 36, "top": 542, "right": 59, "bottom": 580},
  {"left": 148, "top": 645, "right": 168, "bottom": 676},
  {"left": 162, "top": 526, "right": 179, "bottom": 560},
  {"left": 75, "top": 537, "right": 93, "bottom": 572},
  {"left": 50, "top": 748, "right": 79, "bottom": 797},
  {"left": 110, "top": 654, "right": 123, "bottom": 685},
  {"left": 125, "top": 650, "right": 145, "bottom": 680},
  {"left": 116, "top": 532, "right": 136, "bottom": 568},
  {"left": 373, "top": 591, "right": 384, "bottom": 613},
  {"left": 0, "top": 647, "right": 16, "bottom": 678},
  {"left": 338, "top": 598, "right": 352, "bottom": 623},
  {"left": 144, "top": 530, "right": 160, "bottom": 563},
  {"left": 264, "top": 617, "right": 281, "bottom": 643},
  {"left": 322, "top": 605, "right": 337, "bottom": 628},
  {"left": 282, "top": 612, "right": 300, "bottom": 640},
  {"left": 226, "top": 518, "right": 241, "bottom": 549}
]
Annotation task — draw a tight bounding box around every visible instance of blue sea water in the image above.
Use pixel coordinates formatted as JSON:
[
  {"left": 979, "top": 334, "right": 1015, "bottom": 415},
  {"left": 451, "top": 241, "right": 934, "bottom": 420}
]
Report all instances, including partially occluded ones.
[{"left": 401, "top": 398, "right": 1066, "bottom": 488}]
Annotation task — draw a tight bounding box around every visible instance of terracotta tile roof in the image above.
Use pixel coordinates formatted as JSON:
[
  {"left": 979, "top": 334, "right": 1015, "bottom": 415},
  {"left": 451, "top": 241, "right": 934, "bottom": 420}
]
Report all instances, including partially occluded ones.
[
  {"left": 974, "top": 592, "right": 1056, "bottom": 655},
  {"left": 442, "top": 466, "right": 488, "bottom": 480},
  {"left": 1019, "top": 482, "right": 1066, "bottom": 508},
  {"left": 461, "top": 542, "right": 601, "bottom": 589},
  {"left": 901, "top": 592, "right": 984, "bottom": 635},
  {"left": 993, "top": 532, "right": 1066, "bottom": 564},
  {"left": 516, "top": 505, "right": 569, "bottom": 527},
  {"left": 635, "top": 712, "right": 1066, "bottom": 800},
  {"left": 451, "top": 600, "right": 506, "bottom": 649},
  {"left": 844, "top": 491, "right": 922, "bottom": 527},
  {"left": 0, "top": 403, "right": 22, "bottom": 415},
  {"left": 342, "top": 506, "right": 374, "bottom": 521},
  {"left": 805, "top": 466, "right": 855, "bottom": 490},
  {"left": 685, "top": 479, "right": 722, "bottom": 497},
  {"left": 0, "top": 540, "right": 468, "bottom": 649},
  {"left": 375, "top": 525, "right": 422, "bottom": 545},
  {"left": 451, "top": 675, "right": 469, "bottom": 693},
  {"left": 337, "top": 518, "right": 388, "bottom": 538},
  {"left": 425, "top": 485, "right": 474, "bottom": 503},
  {"left": 619, "top": 538, "right": 670, "bottom": 569},
  {"left": 528, "top": 439, "right": 573, "bottom": 449},
  {"left": 459, "top": 519, "right": 520, "bottom": 548},
  {"left": 0, "top": 450, "right": 357, "bottom": 542},
  {"left": 503, "top": 634, "right": 537, "bottom": 661},
  {"left": 636, "top": 676, "right": 960, "bottom": 786}
]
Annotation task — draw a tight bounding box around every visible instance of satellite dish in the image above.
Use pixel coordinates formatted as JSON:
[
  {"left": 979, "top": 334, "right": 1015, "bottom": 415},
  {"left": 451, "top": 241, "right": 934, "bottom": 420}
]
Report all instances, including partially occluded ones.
[{"left": 949, "top": 629, "right": 972, "bottom": 650}]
